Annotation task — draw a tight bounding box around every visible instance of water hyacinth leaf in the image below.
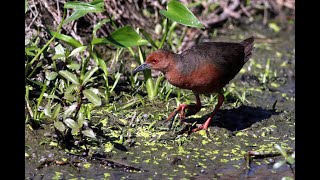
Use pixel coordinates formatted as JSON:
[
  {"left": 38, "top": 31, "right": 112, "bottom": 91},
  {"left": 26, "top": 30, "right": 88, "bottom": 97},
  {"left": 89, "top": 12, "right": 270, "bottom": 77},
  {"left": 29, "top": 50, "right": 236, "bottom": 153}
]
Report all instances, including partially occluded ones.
[
  {"left": 63, "top": 0, "right": 105, "bottom": 25},
  {"left": 59, "top": 70, "right": 80, "bottom": 85},
  {"left": 93, "top": 18, "right": 111, "bottom": 37},
  {"left": 64, "top": 118, "right": 79, "bottom": 129},
  {"left": 54, "top": 121, "right": 66, "bottom": 132},
  {"left": 45, "top": 71, "right": 58, "bottom": 81},
  {"left": 82, "top": 129, "right": 96, "bottom": 139},
  {"left": 63, "top": 103, "right": 77, "bottom": 119},
  {"left": 82, "top": 67, "right": 99, "bottom": 85},
  {"left": 49, "top": 31, "right": 83, "bottom": 48},
  {"left": 92, "top": 26, "right": 148, "bottom": 47},
  {"left": 160, "top": 0, "right": 204, "bottom": 28},
  {"left": 68, "top": 46, "right": 87, "bottom": 57},
  {"left": 83, "top": 89, "right": 101, "bottom": 106}
]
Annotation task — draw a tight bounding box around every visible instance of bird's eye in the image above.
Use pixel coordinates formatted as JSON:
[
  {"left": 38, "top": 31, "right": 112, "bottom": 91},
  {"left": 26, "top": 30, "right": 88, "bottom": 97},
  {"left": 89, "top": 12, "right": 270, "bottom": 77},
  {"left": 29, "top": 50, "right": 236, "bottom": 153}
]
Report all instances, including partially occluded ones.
[{"left": 151, "top": 59, "right": 158, "bottom": 64}]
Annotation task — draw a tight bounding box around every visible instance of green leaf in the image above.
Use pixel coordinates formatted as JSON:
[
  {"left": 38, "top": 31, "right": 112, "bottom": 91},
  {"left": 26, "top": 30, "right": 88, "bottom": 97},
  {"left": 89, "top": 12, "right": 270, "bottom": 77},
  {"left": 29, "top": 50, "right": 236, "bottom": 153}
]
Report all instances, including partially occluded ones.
[
  {"left": 93, "top": 18, "right": 111, "bottom": 37},
  {"left": 64, "top": 0, "right": 104, "bottom": 11},
  {"left": 92, "top": 26, "right": 148, "bottom": 48},
  {"left": 59, "top": 70, "right": 80, "bottom": 85},
  {"left": 44, "top": 104, "right": 52, "bottom": 117},
  {"left": 64, "top": 92, "right": 77, "bottom": 102},
  {"left": 45, "top": 71, "right": 58, "bottom": 81},
  {"left": 82, "top": 129, "right": 96, "bottom": 139},
  {"left": 64, "top": 10, "right": 88, "bottom": 25},
  {"left": 49, "top": 31, "right": 83, "bottom": 48},
  {"left": 64, "top": 0, "right": 105, "bottom": 25},
  {"left": 83, "top": 89, "right": 101, "bottom": 106},
  {"left": 81, "top": 67, "right": 99, "bottom": 86},
  {"left": 68, "top": 46, "right": 87, "bottom": 57},
  {"left": 52, "top": 54, "right": 66, "bottom": 61},
  {"left": 71, "top": 127, "right": 80, "bottom": 135},
  {"left": 160, "top": 0, "right": 204, "bottom": 28},
  {"left": 52, "top": 104, "right": 61, "bottom": 119},
  {"left": 63, "top": 103, "right": 77, "bottom": 119},
  {"left": 98, "top": 58, "right": 108, "bottom": 76},
  {"left": 77, "top": 111, "right": 84, "bottom": 127},
  {"left": 54, "top": 121, "right": 66, "bottom": 132},
  {"left": 64, "top": 118, "right": 79, "bottom": 129},
  {"left": 140, "top": 29, "right": 158, "bottom": 49},
  {"left": 67, "top": 63, "right": 81, "bottom": 71}
]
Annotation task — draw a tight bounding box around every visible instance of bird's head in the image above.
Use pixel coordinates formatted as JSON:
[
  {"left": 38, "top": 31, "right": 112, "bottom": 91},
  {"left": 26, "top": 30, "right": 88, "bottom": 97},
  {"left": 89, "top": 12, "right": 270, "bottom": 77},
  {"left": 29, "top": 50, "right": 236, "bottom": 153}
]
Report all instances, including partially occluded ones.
[{"left": 132, "top": 49, "right": 174, "bottom": 74}]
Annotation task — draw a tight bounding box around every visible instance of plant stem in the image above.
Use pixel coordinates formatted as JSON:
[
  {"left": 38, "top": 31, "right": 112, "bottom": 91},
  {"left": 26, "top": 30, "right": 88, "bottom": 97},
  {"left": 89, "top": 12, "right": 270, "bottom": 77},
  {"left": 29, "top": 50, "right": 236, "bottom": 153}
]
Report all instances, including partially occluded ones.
[{"left": 138, "top": 46, "right": 155, "bottom": 100}]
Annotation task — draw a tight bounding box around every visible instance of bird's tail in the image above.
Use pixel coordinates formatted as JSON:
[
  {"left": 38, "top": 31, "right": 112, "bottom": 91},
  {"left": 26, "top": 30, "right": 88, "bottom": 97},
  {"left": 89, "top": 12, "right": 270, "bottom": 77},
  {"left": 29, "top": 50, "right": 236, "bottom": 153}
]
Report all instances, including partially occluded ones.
[{"left": 240, "top": 36, "right": 255, "bottom": 62}]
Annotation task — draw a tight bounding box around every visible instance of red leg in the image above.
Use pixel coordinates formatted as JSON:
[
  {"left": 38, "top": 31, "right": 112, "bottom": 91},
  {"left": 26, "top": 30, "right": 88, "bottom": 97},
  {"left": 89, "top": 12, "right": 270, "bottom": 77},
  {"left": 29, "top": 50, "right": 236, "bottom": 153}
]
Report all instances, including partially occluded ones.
[
  {"left": 166, "top": 92, "right": 202, "bottom": 122},
  {"left": 192, "top": 92, "right": 225, "bottom": 132}
]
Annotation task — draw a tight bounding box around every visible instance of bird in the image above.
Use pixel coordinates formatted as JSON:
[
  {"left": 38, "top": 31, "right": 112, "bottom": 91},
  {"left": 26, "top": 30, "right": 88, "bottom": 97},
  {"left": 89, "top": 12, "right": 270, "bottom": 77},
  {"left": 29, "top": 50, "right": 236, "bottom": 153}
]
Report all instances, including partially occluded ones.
[{"left": 133, "top": 36, "right": 255, "bottom": 132}]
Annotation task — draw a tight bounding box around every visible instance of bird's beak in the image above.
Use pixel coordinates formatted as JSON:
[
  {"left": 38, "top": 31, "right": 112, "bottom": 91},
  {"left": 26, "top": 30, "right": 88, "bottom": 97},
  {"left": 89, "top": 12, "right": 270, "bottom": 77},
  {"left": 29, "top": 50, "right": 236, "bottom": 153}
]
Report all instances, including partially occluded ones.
[{"left": 132, "top": 63, "right": 150, "bottom": 74}]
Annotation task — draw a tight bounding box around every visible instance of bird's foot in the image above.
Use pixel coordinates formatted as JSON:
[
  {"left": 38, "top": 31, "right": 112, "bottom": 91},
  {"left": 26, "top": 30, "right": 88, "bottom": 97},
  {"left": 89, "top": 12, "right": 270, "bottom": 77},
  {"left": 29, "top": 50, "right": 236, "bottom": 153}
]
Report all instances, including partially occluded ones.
[
  {"left": 191, "top": 116, "right": 212, "bottom": 132},
  {"left": 165, "top": 104, "right": 201, "bottom": 129}
]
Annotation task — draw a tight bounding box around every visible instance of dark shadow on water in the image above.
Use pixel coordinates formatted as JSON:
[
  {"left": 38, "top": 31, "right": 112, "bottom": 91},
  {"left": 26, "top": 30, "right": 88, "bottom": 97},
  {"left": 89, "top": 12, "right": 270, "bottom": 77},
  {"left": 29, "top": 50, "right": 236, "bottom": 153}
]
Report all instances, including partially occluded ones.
[{"left": 184, "top": 105, "right": 281, "bottom": 132}]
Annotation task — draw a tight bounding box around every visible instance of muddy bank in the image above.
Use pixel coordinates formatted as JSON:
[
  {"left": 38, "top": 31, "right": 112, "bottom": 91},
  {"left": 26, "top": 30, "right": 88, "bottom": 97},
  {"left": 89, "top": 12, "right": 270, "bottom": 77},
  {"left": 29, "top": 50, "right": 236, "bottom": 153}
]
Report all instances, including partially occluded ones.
[{"left": 25, "top": 19, "right": 295, "bottom": 179}]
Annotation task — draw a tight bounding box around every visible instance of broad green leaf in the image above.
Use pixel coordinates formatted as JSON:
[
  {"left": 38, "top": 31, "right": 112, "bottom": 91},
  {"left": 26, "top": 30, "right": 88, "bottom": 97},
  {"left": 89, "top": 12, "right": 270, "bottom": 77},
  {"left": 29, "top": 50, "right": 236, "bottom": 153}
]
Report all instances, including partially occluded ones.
[
  {"left": 93, "top": 18, "right": 111, "bottom": 37},
  {"left": 82, "top": 67, "right": 99, "bottom": 86},
  {"left": 59, "top": 70, "right": 80, "bottom": 85},
  {"left": 64, "top": 0, "right": 104, "bottom": 11},
  {"left": 52, "top": 104, "right": 61, "bottom": 119},
  {"left": 71, "top": 127, "right": 80, "bottom": 135},
  {"left": 45, "top": 71, "right": 58, "bottom": 81},
  {"left": 82, "top": 129, "right": 96, "bottom": 139},
  {"left": 160, "top": 0, "right": 204, "bottom": 28},
  {"left": 64, "top": 10, "right": 88, "bottom": 25},
  {"left": 68, "top": 46, "right": 87, "bottom": 57},
  {"left": 64, "top": 0, "right": 105, "bottom": 25},
  {"left": 49, "top": 30, "right": 83, "bottom": 48},
  {"left": 64, "top": 118, "right": 79, "bottom": 129},
  {"left": 63, "top": 103, "right": 77, "bottom": 119},
  {"left": 92, "top": 26, "right": 148, "bottom": 48},
  {"left": 67, "top": 63, "right": 81, "bottom": 71},
  {"left": 83, "top": 89, "right": 101, "bottom": 106},
  {"left": 63, "top": 92, "right": 76, "bottom": 102},
  {"left": 140, "top": 29, "right": 158, "bottom": 49},
  {"left": 54, "top": 121, "right": 66, "bottom": 132}
]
